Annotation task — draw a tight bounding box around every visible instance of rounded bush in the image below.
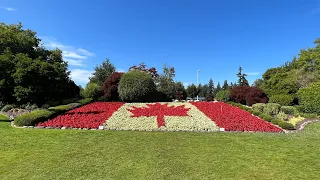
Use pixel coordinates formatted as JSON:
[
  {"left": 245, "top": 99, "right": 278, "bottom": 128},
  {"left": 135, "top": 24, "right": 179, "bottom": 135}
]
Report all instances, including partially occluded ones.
[
  {"left": 215, "top": 90, "right": 230, "bottom": 102},
  {"left": 252, "top": 103, "right": 266, "bottom": 112},
  {"left": 14, "top": 109, "right": 53, "bottom": 126},
  {"left": 271, "top": 118, "right": 281, "bottom": 125},
  {"left": 278, "top": 121, "right": 295, "bottom": 130},
  {"left": 269, "top": 94, "right": 294, "bottom": 106},
  {"left": 118, "top": 70, "right": 156, "bottom": 102},
  {"left": 263, "top": 103, "right": 281, "bottom": 116},
  {"left": 81, "top": 82, "right": 102, "bottom": 99},
  {"left": 259, "top": 113, "right": 273, "bottom": 122},
  {"left": 252, "top": 110, "right": 261, "bottom": 116},
  {"left": 297, "top": 82, "right": 320, "bottom": 114},
  {"left": 230, "top": 86, "right": 267, "bottom": 106},
  {"left": 280, "top": 106, "right": 298, "bottom": 115}
]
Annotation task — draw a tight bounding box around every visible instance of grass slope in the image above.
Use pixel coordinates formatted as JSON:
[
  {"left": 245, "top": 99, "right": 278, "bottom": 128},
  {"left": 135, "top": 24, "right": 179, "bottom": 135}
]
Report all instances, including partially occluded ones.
[{"left": 0, "top": 118, "right": 320, "bottom": 179}]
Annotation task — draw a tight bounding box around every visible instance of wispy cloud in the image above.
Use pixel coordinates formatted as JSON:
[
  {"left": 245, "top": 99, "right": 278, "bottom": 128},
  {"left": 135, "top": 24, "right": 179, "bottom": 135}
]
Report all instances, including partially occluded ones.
[
  {"left": 2, "top": 7, "right": 16, "bottom": 11},
  {"left": 70, "top": 69, "right": 93, "bottom": 84},
  {"left": 245, "top": 72, "right": 260, "bottom": 76},
  {"left": 116, "top": 68, "right": 126, "bottom": 73},
  {"left": 40, "top": 36, "right": 94, "bottom": 67}
]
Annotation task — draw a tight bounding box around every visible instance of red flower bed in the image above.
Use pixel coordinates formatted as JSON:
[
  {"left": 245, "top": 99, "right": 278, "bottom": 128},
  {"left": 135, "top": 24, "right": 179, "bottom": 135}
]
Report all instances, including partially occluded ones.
[
  {"left": 192, "top": 102, "right": 282, "bottom": 132},
  {"left": 37, "top": 102, "right": 124, "bottom": 129}
]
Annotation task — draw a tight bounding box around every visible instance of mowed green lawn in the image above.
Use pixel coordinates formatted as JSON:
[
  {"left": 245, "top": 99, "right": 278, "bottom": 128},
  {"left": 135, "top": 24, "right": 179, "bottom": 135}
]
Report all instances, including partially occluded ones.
[{"left": 1, "top": 115, "right": 320, "bottom": 180}]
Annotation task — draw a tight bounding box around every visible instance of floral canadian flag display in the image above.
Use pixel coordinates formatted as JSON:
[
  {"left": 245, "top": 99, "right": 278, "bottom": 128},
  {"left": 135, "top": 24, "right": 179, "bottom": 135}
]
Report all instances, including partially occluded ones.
[{"left": 37, "top": 102, "right": 282, "bottom": 132}]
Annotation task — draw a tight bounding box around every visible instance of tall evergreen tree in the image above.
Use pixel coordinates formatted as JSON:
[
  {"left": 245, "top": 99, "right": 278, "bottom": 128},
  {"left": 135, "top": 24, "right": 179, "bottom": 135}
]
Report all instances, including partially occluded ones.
[
  {"left": 236, "top": 66, "right": 249, "bottom": 86},
  {"left": 89, "top": 58, "right": 116, "bottom": 85},
  {"left": 208, "top": 79, "right": 214, "bottom": 94},
  {"left": 215, "top": 82, "right": 222, "bottom": 94},
  {"left": 223, "top": 80, "right": 229, "bottom": 90}
]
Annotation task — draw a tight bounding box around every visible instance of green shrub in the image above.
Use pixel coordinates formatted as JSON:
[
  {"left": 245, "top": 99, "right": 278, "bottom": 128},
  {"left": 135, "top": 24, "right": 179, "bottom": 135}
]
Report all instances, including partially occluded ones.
[
  {"left": 271, "top": 118, "right": 281, "bottom": 125},
  {"left": 67, "top": 103, "right": 81, "bottom": 108},
  {"left": 252, "top": 110, "right": 261, "bottom": 116},
  {"left": 247, "top": 109, "right": 253, "bottom": 113},
  {"left": 48, "top": 105, "right": 72, "bottom": 113},
  {"left": 78, "top": 98, "right": 93, "bottom": 105},
  {"left": 0, "top": 113, "right": 9, "bottom": 121},
  {"left": 215, "top": 90, "right": 230, "bottom": 102},
  {"left": 263, "top": 103, "right": 281, "bottom": 116},
  {"left": 118, "top": 70, "right": 157, "bottom": 102},
  {"left": 252, "top": 103, "right": 266, "bottom": 112},
  {"left": 278, "top": 120, "right": 295, "bottom": 130},
  {"left": 14, "top": 109, "right": 53, "bottom": 126},
  {"left": 81, "top": 82, "right": 102, "bottom": 99},
  {"left": 277, "top": 111, "right": 288, "bottom": 121},
  {"left": 259, "top": 113, "right": 273, "bottom": 122},
  {"left": 297, "top": 82, "right": 320, "bottom": 114},
  {"left": 269, "top": 94, "right": 294, "bottom": 106},
  {"left": 280, "top": 106, "right": 298, "bottom": 115},
  {"left": 1, "top": 104, "right": 14, "bottom": 112},
  {"left": 300, "top": 113, "right": 319, "bottom": 119}
]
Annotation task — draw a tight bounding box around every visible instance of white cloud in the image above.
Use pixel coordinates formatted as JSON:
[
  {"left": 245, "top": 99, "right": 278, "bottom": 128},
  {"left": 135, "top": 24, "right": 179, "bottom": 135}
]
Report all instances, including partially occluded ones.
[
  {"left": 40, "top": 36, "right": 94, "bottom": 67},
  {"left": 183, "top": 82, "right": 190, "bottom": 87},
  {"left": 70, "top": 69, "right": 93, "bottom": 84},
  {"left": 116, "top": 68, "right": 126, "bottom": 73},
  {"left": 245, "top": 72, "right": 260, "bottom": 76},
  {"left": 2, "top": 7, "right": 16, "bottom": 11}
]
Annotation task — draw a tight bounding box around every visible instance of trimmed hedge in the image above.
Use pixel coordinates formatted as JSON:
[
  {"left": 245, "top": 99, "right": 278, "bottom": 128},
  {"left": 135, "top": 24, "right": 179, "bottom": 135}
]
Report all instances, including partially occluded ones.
[
  {"left": 258, "top": 113, "right": 273, "bottom": 122},
  {"left": 78, "top": 98, "right": 93, "bottom": 105},
  {"left": 14, "top": 109, "right": 53, "bottom": 126},
  {"left": 263, "top": 103, "right": 281, "bottom": 116},
  {"left": 14, "top": 99, "right": 92, "bottom": 126},
  {"left": 0, "top": 114, "right": 10, "bottom": 121}
]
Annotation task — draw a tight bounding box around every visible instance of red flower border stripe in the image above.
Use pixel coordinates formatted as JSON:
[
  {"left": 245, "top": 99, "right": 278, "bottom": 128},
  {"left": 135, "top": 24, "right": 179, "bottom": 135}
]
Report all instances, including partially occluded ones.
[
  {"left": 37, "top": 102, "right": 124, "bottom": 129},
  {"left": 192, "top": 102, "right": 282, "bottom": 132}
]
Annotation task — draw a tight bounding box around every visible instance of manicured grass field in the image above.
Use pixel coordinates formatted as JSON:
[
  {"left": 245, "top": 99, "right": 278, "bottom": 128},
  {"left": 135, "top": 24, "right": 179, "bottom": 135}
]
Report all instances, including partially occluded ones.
[{"left": 1, "top": 115, "right": 320, "bottom": 179}]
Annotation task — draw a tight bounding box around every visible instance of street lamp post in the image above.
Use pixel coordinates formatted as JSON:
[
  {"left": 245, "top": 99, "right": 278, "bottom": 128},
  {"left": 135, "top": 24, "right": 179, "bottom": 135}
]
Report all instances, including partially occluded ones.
[{"left": 196, "top": 70, "right": 200, "bottom": 101}]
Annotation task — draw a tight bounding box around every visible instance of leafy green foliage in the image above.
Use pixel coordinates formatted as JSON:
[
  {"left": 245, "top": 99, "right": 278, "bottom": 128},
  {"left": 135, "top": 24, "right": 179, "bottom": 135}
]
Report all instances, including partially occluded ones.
[
  {"left": 174, "top": 82, "right": 187, "bottom": 100},
  {"left": 89, "top": 59, "right": 115, "bottom": 85},
  {"left": 263, "top": 103, "right": 281, "bottom": 116},
  {"left": 81, "top": 83, "right": 102, "bottom": 99},
  {"left": 297, "top": 81, "right": 320, "bottom": 114},
  {"left": 277, "top": 111, "right": 288, "bottom": 121},
  {"left": 258, "top": 113, "right": 273, "bottom": 122},
  {"left": 215, "top": 90, "right": 230, "bottom": 102},
  {"left": 252, "top": 103, "right": 266, "bottom": 112},
  {"left": 156, "top": 65, "right": 176, "bottom": 100},
  {"left": 0, "top": 23, "right": 80, "bottom": 105},
  {"left": 269, "top": 94, "right": 294, "bottom": 106},
  {"left": 259, "top": 39, "right": 320, "bottom": 106},
  {"left": 280, "top": 106, "right": 298, "bottom": 115},
  {"left": 118, "top": 70, "right": 156, "bottom": 102},
  {"left": 78, "top": 98, "right": 93, "bottom": 105},
  {"left": 278, "top": 121, "right": 295, "bottom": 130},
  {"left": 252, "top": 110, "right": 261, "bottom": 116},
  {"left": 186, "top": 84, "right": 198, "bottom": 99}
]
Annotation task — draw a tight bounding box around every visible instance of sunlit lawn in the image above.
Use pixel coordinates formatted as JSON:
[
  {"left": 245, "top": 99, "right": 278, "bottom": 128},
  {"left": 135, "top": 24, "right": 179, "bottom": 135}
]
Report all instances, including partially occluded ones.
[{"left": 1, "top": 115, "right": 320, "bottom": 179}]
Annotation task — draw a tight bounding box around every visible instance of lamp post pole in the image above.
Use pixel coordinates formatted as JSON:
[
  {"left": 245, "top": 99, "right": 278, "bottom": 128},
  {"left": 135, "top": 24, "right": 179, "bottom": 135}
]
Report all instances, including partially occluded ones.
[{"left": 197, "top": 70, "right": 200, "bottom": 101}]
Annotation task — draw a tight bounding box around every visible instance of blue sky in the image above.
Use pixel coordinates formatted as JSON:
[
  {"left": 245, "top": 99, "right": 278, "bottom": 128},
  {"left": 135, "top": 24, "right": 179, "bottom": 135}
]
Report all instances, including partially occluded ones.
[{"left": 1, "top": 0, "right": 320, "bottom": 87}]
